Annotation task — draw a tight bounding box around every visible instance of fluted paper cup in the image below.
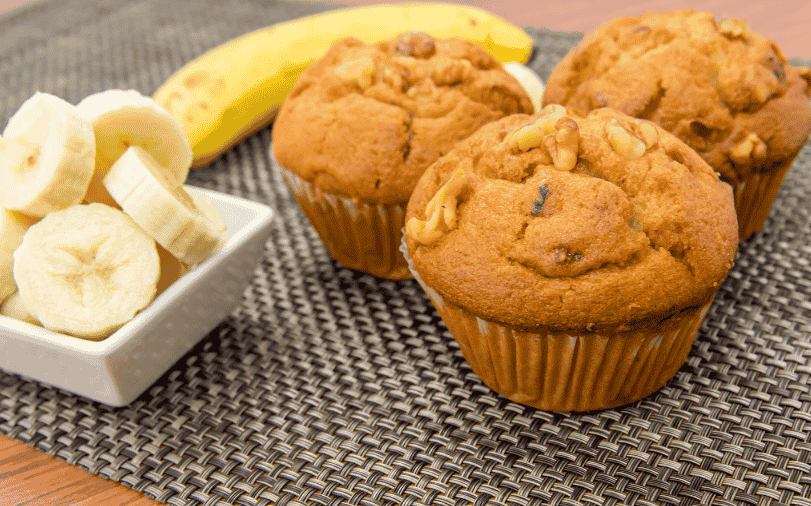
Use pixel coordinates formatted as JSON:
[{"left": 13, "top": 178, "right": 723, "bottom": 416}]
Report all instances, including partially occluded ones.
[
  {"left": 733, "top": 153, "right": 798, "bottom": 240},
  {"left": 401, "top": 239, "right": 714, "bottom": 412},
  {"left": 275, "top": 158, "right": 411, "bottom": 280}
]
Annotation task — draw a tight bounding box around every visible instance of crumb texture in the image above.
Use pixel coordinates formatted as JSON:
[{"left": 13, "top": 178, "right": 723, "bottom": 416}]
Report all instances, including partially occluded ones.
[
  {"left": 405, "top": 107, "right": 739, "bottom": 331},
  {"left": 273, "top": 33, "right": 533, "bottom": 203}
]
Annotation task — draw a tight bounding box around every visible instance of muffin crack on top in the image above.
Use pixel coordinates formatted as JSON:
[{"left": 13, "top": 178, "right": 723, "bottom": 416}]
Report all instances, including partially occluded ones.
[
  {"left": 543, "top": 10, "right": 811, "bottom": 194},
  {"left": 405, "top": 106, "right": 739, "bottom": 331},
  {"left": 465, "top": 111, "right": 700, "bottom": 278},
  {"left": 273, "top": 32, "right": 533, "bottom": 204}
]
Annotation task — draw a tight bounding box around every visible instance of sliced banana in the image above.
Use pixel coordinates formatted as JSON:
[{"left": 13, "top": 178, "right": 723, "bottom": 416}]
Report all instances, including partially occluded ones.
[
  {"left": 13, "top": 203, "right": 160, "bottom": 339},
  {"left": 153, "top": 191, "right": 227, "bottom": 296},
  {"left": 103, "top": 146, "right": 223, "bottom": 265},
  {"left": 0, "top": 92, "right": 96, "bottom": 216},
  {"left": 187, "top": 188, "right": 229, "bottom": 246},
  {"left": 0, "top": 290, "right": 41, "bottom": 326},
  {"left": 503, "top": 62, "right": 545, "bottom": 114},
  {"left": 77, "top": 89, "right": 192, "bottom": 206},
  {"left": 0, "top": 208, "right": 38, "bottom": 303},
  {"left": 155, "top": 243, "right": 190, "bottom": 297}
]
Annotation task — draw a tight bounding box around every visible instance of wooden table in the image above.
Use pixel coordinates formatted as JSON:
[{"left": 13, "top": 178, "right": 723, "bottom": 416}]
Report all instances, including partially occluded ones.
[
  {"left": 0, "top": 435, "right": 157, "bottom": 505},
  {"left": 0, "top": 0, "right": 809, "bottom": 504}
]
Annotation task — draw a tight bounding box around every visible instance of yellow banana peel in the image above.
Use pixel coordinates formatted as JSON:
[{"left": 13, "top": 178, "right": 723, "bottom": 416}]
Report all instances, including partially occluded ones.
[{"left": 152, "top": 2, "right": 535, "bottom": 167}]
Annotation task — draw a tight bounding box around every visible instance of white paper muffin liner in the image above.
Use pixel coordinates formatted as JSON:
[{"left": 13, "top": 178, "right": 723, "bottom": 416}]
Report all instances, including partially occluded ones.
[
  {"left": 401, "top": 238, "right": 714, "bottom": 412},
  {"left": 276, "top": 161, "right": 411, "bottom": 279}
]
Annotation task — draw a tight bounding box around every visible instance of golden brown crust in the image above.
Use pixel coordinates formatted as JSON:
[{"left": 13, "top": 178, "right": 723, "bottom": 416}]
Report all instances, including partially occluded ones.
[
  {"left": 542, "top": 10, "right": 811, "bottom": 186},
  {"left": 272, "top": 33, "right": 533, "bottom": 204},
  {"left": 405, "top": 107, "right": 738, "bottom": 331}
]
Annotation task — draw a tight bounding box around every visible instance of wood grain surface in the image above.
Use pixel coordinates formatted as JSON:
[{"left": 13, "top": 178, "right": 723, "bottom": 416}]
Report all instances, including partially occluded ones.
[
  {"left": 0, "top": 0, "right": 808, "bottom": 505},
  {"left": 0, "top": 435, "right": 157, "bottom": 505}
]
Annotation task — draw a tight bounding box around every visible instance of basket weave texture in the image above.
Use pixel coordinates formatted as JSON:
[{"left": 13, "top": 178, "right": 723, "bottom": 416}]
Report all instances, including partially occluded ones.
[{"left": 1, "top": 2, "right": 810, "bottom": 505}]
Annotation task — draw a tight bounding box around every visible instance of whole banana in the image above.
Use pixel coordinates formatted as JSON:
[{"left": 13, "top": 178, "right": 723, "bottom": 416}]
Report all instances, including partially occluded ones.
[{"left": 152, "top": 2, "right": 535, "bottom": 167}]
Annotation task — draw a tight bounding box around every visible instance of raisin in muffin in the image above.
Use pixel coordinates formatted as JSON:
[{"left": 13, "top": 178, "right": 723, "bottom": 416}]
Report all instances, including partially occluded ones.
[
  {"left": 402, "top": 105, "right": 738, "bottom": 412},
  {"left": 542, "top": 10, "right": 811, "bottom": 240},
  {"left": 272, "top": 32, "right": 533, "bottom": 279}
]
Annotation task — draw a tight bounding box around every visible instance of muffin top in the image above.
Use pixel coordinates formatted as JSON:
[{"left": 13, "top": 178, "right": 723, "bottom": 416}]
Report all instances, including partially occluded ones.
[
  {"left": 542, "top": 10, "right": 811, "bottom": 185},
  {"left": 272, "top": 32, "right": 533, "bottom": 203},
  {"left": 404, "top": 106, "right": 739, "bottom": 331}
]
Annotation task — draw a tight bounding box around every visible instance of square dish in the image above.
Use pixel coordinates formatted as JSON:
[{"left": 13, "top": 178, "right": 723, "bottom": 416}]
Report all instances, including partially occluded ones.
[{"left": 0, "top": 187, "right": 274, "bottom": 406}]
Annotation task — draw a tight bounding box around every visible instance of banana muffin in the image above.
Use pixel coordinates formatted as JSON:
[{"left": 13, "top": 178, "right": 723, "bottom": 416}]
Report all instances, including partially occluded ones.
[
  {"left": 542, "top": 10, "right": 811, "bottom": 239},
  {"left": 403, "top": 105, "right": 738, "bottom": 412},
  {"left": 272, "top": 32, "right": 533, "bottom": 279}
]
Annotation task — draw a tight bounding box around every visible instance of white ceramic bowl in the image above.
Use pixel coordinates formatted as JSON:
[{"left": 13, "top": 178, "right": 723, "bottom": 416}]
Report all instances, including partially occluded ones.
[{"left": 0, "top": 187, "right": 274, "bottom": 406}]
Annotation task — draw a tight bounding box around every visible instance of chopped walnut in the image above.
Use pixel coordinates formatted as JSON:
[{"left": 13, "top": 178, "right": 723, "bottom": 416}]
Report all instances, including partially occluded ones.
[
  {"left": 545, "top": 117, "right": 579, "bottom": 171},
  {"left": 432, "top": 58, "right": 472, "bottom": 85},
  {"left": 389, "top": 54, "right": 418, "bottom": 70},
  {"left": 395, "top": 32, "right": 436, "bottom": 59},
  {"left": 508, "top": 123, "right": 545, "bottom": 152},
  {"left": 535, "top": 104, "right": 567, "bottom": 135},
  {"left": 334, "top": 56, "right": 376, "bottom": 90},
  {"left": 507, "top": 104, "right": 568, "bottom": 153},
  {"left": 729, "top": 132, "right": 767, "bottom": 166},
  {"left": 744, "top": 65, "right": 779, "bottom": 103},
  {"left": 631, "top": 120, "right": 659, "bottom": 150},
  {"left": 381, "top": 67, "right": 405, "bottom": 91},
  {"left": 606, "top": 119, "right": 647, "bottom": 160},
  {"left": 406, "top": 169, "right": 469, "bottom": 245},
  {"left": 507, "top": 108, "right": 579, "bottom": 170},
  {"left": 389, "top": 55, "right": 428, "bottom": 86},
  {"left": 406, "top": 77, "right": 437, "bottom": 99}
]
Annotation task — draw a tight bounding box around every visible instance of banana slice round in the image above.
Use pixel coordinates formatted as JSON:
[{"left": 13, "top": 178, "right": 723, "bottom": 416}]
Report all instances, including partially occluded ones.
[
  {"left": 103, "top": 146, "right": 223, "bottom": 265},
  {"left": 152, "top": 190, "right": 227, "bottom": 297},
  {"left": 77, "top": 89, "right": 192, "bottom": 206},
  {"left": 0, "top": 291, "right": 41, "bottom": 326},
  {"left": 0, "top": 209, "right": 38, "bottom": 302},
  {"left": 13, "top": 203, "right": 160, "bottom": 339},
  {"left": 187, "top": 188, "right": 229, "bottom": 246},
  {"left": 0, "top": 92, "right": 96, "bottom": 216},
  {"left": 503, "top": 62, "right": 545, "bottom": 114}
]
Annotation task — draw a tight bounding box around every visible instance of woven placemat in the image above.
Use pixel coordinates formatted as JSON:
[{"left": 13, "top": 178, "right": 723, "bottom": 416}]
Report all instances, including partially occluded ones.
[{"left": 2, "top": 1, "right": 810, "bottom": 505}]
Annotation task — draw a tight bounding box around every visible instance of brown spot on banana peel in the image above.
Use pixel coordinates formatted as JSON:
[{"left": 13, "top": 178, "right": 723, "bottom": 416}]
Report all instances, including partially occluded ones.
[{"left": 183, "top": 71, "right": 209, "bottom": 88}]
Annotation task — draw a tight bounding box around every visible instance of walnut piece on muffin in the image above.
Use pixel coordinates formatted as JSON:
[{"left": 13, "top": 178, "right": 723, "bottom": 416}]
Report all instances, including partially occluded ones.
[
  {"left": 541, "top": 10, "right": 811, "bottom": 239},
  {"left": 405, "top": 106, "right": 739, "bottom": 332},
  {"left": 272, "top": 32, "right": 534, "bottom": 205}
]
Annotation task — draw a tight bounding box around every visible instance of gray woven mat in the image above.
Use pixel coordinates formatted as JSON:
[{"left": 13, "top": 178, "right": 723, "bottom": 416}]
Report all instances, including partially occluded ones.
[{"left": 2, "top": 1, "right": 810, "bottom": 505}]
